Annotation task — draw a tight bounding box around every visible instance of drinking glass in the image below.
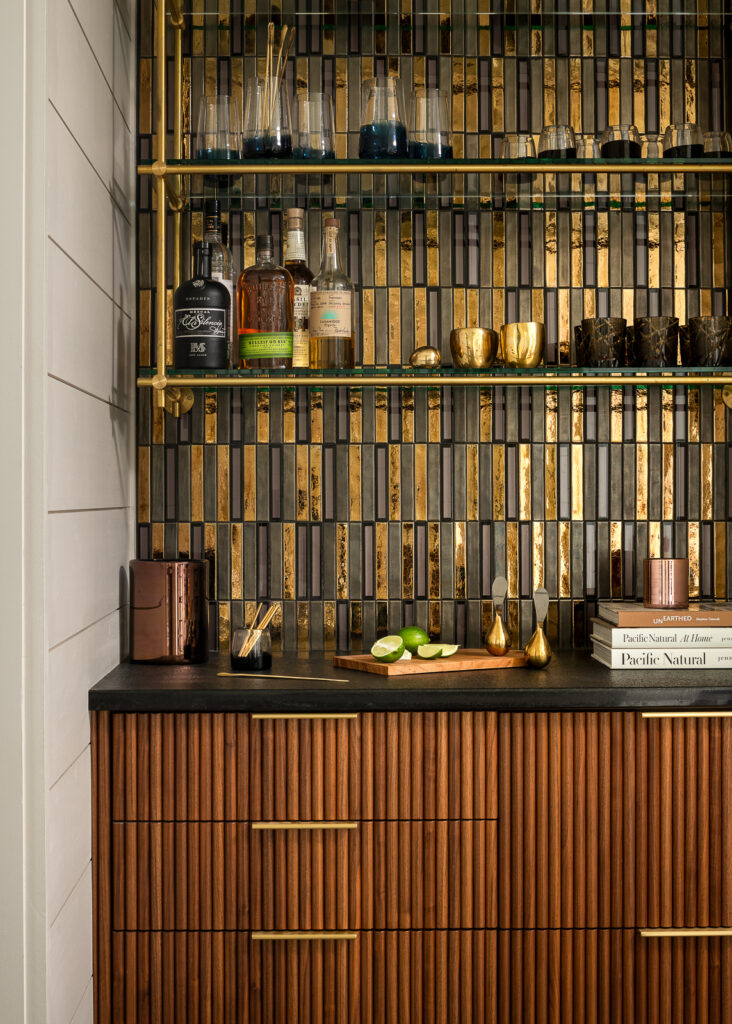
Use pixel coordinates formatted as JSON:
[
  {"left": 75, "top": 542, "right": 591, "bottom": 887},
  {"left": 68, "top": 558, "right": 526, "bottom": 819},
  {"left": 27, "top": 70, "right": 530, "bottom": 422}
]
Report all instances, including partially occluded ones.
[
  {"left": 359, "top": 76, "right": 408, "bottom": 159},
  {"left": 195, "top": 95, "right": 241, "bottom": 186},
  {"left": 599, "top": 124, "right": 641, "bottom": 158},
  {"left": 230, "top": 626, "right": 272, "bottom": 672},
  {"left": 663, "top": 122, "right": 704, "bottom": 158},
  {"left": 499, "top": 133, "right": 536, "bottom": 197},
  {"left": 408, "top": 88, "right": 452, "bottom": 159},
  {"left": 242, "top": 76, "right": 292, "bottom": 158},
  {"left": 538, "top": 124, "right": 576, "bottom": 159},
  {"left": 294, "top": 92, "right": 335, "bottom": 159},
  {"left": 704, "top": 130, "right": 732, "bottom": 157},
  {"left": 576, "top": 134, "right": 600, "bottom": 160},
  {"left": 642, "top": 133, "right": 665, "bottom": 160}
]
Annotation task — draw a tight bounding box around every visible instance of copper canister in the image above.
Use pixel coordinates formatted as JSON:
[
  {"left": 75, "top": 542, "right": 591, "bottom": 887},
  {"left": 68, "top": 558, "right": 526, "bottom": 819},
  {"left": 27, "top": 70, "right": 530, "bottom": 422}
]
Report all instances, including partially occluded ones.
[
  {"left": 130, "top": 559, "right": 209, "bottom": 663},
  {"left": 643, "top": 558, "right": 689, "bottom": 609}
]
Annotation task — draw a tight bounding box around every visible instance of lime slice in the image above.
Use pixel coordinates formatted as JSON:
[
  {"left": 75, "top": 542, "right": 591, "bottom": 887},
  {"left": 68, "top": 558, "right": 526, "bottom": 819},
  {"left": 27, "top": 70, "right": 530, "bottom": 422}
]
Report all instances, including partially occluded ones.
[
  {"left": 439, "top": 644, "right": 460, "bottom": 657},
  {"left": 398, "top": 625, "right": 430, "bottom": 654},
  {"left": 371, "top": 635, "right": 406, "bottom": 663},
  {"left": 398, "top": 650, "right": 412, "bottom": 661},
  {"left": 416, "top": 644, "right": 444, "bottom": 660}
]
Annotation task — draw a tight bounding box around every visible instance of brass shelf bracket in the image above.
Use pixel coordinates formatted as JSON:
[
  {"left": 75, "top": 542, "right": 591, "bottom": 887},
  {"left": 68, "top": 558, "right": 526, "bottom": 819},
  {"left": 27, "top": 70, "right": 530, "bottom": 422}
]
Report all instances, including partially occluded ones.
[
  {"left": 151, "top": 374, "right": 194, "bottom": 418},
  {"left": 168, "top": 0, "right": 184, "bottom": 29}
]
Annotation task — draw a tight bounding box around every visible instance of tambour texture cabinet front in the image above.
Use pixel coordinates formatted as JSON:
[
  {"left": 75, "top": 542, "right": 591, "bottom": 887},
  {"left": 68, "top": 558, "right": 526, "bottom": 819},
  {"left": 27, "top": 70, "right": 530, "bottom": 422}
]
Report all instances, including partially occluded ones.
[{"left": 92, "top": 709, "right": 732, "bottom": 1022}]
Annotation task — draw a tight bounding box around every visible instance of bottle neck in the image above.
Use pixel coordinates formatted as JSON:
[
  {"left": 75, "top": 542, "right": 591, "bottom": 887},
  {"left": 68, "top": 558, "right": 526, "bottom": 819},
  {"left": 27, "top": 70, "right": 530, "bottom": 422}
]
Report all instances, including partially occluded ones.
[
  {"left": 256, "top": 248, "right": 275, "bottom": 267},
  {"left": 286, "top": 228, "right": 307, "bottom": 264},
  {"left": 204, "top": 215, "right": 221, "bottom": 243},
  {"left": 195, "top": 248, "right": 211, "bottom": 279},
  {"left": 320, "top": 226, "right": 342, "bottom": 273}
]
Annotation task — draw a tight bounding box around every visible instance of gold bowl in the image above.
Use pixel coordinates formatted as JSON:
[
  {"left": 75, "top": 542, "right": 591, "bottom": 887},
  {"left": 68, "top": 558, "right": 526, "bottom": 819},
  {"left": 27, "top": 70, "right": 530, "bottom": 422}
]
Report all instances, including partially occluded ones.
[
  {"left": 450, "top": 327, "right": 499, "bottom": 369},
  {"left": 500, "top": 321, "right": 545, "bottom": 368}
]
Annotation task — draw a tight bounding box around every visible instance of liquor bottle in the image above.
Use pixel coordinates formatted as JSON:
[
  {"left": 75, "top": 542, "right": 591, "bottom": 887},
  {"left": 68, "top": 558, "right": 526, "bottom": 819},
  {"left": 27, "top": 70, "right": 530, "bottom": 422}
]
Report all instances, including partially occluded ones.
[
  {"left": 284, "top": 208, "right": 313, "bottom": 368},
  {"left": 204, "top": 199, "right": 235, "bottom": 363},
  {"left": 309, "top": 217, "right": 355, "bottom": 368},
  {"left": 237, "top": 234, "right": 294, "bottom": 369},
  {"left": 173, "top": 242, "right": 230, "bottom": 369}
]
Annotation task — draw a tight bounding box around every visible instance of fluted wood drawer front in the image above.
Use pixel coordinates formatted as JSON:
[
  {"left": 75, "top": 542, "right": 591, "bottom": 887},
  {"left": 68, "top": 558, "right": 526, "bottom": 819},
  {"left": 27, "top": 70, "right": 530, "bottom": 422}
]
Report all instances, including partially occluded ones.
[
  {"left": 107, "top": 930, "right": 498, "bottom": 1024},
  {"left": 639, "top": 713, "right": 732, "bottom": 929},
  {"left": 111, "top": 819, "right": 497, "bottom": 932},
  {"left": 109, "top": 711, "right": 498, "bottom": 822},
  {"left": 361, "top": 819, "right": 498, "bottom": 930},
  {"left": 497, "top": 929, "right": 732, "bottom": 1024},
  {"left": 499, "top": 712, "right": 732, "bottom": 932}
]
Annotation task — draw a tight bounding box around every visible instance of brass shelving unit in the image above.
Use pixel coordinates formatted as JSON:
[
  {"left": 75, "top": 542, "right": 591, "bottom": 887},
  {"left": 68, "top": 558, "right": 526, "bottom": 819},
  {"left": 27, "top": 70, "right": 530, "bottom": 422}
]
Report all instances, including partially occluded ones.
[{"left": 143, "top": 1, "right": 732, "bottom": 416}]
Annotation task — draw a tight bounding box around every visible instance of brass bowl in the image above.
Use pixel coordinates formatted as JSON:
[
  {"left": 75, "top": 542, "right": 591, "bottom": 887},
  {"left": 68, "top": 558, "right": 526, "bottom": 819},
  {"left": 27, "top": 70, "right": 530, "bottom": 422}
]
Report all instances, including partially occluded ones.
[
  {"left": 500, "top": 321, "right": 546, "bottom": 368},
  {"left": 450, "top": 328, "right": 499, "bottom": 369},
  {"left": 409, "top": 345, "right": 442, "bottom": 368}
]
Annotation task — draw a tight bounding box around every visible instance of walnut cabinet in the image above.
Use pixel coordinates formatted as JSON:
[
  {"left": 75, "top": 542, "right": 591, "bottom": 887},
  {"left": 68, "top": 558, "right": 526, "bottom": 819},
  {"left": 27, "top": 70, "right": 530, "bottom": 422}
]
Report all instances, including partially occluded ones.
[{"left": 92, "top": 710, "right": 732, "bottom": 1023}]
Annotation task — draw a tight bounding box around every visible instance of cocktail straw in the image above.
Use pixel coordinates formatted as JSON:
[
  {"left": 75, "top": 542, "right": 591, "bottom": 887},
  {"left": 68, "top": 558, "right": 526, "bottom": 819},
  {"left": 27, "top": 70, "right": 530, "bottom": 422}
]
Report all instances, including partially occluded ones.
[{"left": 239, "top": 603, "right": 279, "bottom": 660}]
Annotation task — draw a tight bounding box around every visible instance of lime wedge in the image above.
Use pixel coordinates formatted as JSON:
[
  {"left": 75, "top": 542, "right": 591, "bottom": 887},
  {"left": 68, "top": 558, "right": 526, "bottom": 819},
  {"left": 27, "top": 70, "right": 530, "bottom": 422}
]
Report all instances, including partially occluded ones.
[
  {"left": 371, "top": 635, "right": 406, "bottom": 663},
  {"left": 439, "top": 644, "right": 460, "bottom": 657},
  {"left": 416, "top": 644, "right": 444, "bottom": 660},
  {"left": 398, "top": 650, "right": 412, "bottom": 660}
]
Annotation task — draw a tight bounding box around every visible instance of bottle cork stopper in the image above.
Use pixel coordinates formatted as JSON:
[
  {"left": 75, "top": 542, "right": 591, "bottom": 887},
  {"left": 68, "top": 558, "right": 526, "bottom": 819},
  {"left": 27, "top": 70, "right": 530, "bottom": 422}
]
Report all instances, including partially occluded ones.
[
  {"left": 324, "top": 217, "right": 339, "bottom": 228},
  {"left": 286, "top": 208, "right": 304, "bottom": 225}
]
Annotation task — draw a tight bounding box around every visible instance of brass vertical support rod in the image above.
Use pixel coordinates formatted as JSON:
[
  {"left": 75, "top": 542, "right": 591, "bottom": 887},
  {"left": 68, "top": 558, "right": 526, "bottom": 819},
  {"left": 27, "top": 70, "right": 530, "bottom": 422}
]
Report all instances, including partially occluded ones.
[
  {"left": 154, "top": 0, "right": 168, "bottom": 407},
  {"left": 172, "top": 14, "right": 183, "bottom": 290}
]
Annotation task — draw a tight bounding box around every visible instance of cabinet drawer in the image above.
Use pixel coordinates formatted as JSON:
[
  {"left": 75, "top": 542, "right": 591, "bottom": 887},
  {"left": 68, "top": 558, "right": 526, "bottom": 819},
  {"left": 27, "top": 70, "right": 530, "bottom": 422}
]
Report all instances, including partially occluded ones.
[
  {"left": 499, "top": 928, "right": 732, "bottom": 1024},
  {"left": 108, "top": 930, "right": 498, "bottom": 1024},
  {"left": 109, "top": 710, "right": 498, "bottom": 822},
  {"left": 111, "top": 819, "right": 497, "bottom": 932}
]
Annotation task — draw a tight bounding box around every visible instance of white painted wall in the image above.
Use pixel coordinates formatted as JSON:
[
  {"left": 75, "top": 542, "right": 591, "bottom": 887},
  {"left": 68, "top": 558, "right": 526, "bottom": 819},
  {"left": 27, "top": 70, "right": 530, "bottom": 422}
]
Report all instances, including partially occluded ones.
[{"left": 44, "top": 1, "right": 135, "bottom": 1022}]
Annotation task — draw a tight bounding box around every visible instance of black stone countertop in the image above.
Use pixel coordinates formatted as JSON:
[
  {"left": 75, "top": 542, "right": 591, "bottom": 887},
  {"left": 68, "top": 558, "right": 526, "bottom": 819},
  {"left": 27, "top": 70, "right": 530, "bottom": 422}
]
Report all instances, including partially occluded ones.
[{"left": 89, "top": 651, "right": 732, "bottom": 713}]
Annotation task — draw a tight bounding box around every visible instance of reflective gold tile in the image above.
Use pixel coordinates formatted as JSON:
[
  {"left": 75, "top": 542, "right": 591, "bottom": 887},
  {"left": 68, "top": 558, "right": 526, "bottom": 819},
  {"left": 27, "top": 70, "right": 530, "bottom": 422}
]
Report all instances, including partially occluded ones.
[
  {"left": 480, "top": 389, "right": 492, "bottom": 442},
  {"left": 283, "top": 523, "right": 295, "bottom": 600},
  {"left": 611, "top": 387, "right": 623, "bottom": 444},
  {"left": 414, "top": 443, "right": 427, "bottom": 521},
  {"left": 151, "top": 523, "right": 164, "bottom": 560},
  {"left": 205, "top": 391, "right": 217, "bottom": 443},
  {"left": 636, "top": 443, "right": 647, "bottom": 521},
  {"left": 402, "top": 521, "right": 414, "bottom": 598},
  {"left": 310, "top": 443, "right": 322, "bottom": 523},
  {"left": 191, "top": 445, "right": 203, "bottom": 522},
  {"left": 177, "top": 522, "right": 190, "bottom": 559},
  {"left": 429, "top": 600, "right": 441, "bottom": 639},
  {"left": 532, "top": 521, "right": 544, "bottom": 593},
  {"left": 376, "top": 522, "right": 388, "bottom": 599},
  {"left": 217, "top": 445, "right": 229, "bottom": 522},
  {"left": 559, "top": 522, "right": 570, "bottom": 598},
  {"left": 231, "top": 523, "right": 242, "bottom": 601},
  {"left": 688, "top": 387, "right": 700, "bottom": 443},
  {"left": 428, "top": 388, "right": 441, "bottom": 444},
  {"left": 138, "top": 291, "right": 151, "bottom": 366},
  {"left": 610, "top": 521, "right": 622, "bottom": 599},
  {"left": 428, "top": 521, "right": 440, "bottom": 598},
  {"left": 283, "top": 388, "right": 295, "bottom": 444},
  {"left": 336, "top": 523, "right": 348, "bottom": 601},
  {"left": 389, "top": 444, "right": 400, "bottom": 521},
  {"left": 663, "top": 443, "right": 674, "bottom": 522},
  {"left": 375, "top": 212, "right": 387, "bottom": 288},
  {"left": 362, "top": 289, "right": 375, "bottom": 365},
  {"left": 649, "top": 521, "right": 661, "bottom": 559},
  {"left": 427, "top": 211, "right": 439, "bottom": 287},
  {"left": 244, "top": 445, "right": 256, "bottom": 522},
  {"left": 297, "top": 602, "right": 309, "bottom": 646},
  {"left": 218, "top": 602, "right": 231, "bottom": 650},
  {"left": 467, "top": 444, "right": 479, "bottom": 521},
  {"left": 715, "top": 523, "right": 726, "bottom": 601},
  {"left": 506, "top": 521, "right": 518, "bottom": 599},
  {"left": 400, "top": 212, "right": 412, "bottom": 287},
  {"left": 545, "top": 445, "right": 557, "bottom": 521},
  {"left": 454, "top": 521, "right": 466, "bottom": 600},
  {"left": 635, "top": 387, "right": 648, "bottom": 442},
  {"left": 571, "top": 444, "right": 583, "bottom": 521},
  {"left": 296, "top": 444, "right": 309, "bottom": 521},
  {"left": 701, "top": 443, "right": 713, "bottom": 522},
  {"left": 138, "top": 448, "right": 150, "bottom": 523},
  {"left": 571, "top": 388, "right": 583, "bottom": 443},
  {"left": 519, "top": 443, "right": 531, "bottom": 521},
  {"left": 401, "top": 387, "right": 414, "bottom": 443},
  {"left": 688, "top": 522, "right": 700, "bottom": 600},
  {"left": 349, "top": 445, "right": 362, "bottom": 521},
  {"left": 492, "top": 445, "right": 505, "bottom": 520}
]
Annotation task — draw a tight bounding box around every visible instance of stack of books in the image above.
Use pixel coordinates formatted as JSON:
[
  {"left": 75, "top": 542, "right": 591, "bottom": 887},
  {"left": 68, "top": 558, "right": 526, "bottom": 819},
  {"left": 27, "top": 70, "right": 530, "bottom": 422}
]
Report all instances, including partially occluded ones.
[{"left": 591, "top": 603, "right": 732, "bottom": 669}]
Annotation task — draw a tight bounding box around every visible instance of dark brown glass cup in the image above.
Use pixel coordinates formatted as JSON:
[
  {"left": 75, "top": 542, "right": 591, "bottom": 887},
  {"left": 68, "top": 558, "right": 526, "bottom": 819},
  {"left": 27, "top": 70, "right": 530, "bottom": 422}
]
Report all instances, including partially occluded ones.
[
  {"left": 580, "top": 317, "right": 627, "bottom": 367},
  {"left": 632, "top": 316, "right": 679, "bottom": 367},
  {"left": 679, "top": 316, "right": 732, "bottom": 367}
]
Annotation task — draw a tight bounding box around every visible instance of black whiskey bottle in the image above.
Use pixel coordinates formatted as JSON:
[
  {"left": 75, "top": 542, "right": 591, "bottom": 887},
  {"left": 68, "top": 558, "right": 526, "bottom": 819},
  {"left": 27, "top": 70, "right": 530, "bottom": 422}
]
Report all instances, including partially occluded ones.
[{"left": 174, "top": 242, "right": 230, "bottom": 369}]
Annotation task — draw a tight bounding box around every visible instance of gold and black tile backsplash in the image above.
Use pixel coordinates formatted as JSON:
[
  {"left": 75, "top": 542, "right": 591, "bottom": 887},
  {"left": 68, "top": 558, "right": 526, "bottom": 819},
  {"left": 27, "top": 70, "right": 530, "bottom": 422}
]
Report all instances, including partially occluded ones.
[{"left": 137, "top": 1, "right": 732, "bottom": 651}]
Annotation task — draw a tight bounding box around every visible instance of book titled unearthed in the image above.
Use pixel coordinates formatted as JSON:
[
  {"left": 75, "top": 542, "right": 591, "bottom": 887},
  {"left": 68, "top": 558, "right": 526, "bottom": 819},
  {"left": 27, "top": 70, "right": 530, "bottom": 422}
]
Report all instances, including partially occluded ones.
[
  {"left": 591, "top": 618, "right": 732, "bottom": 649},
  {"left": 597, "top": 602, "right": 732, "bottom": 628},
  {"left": 592, "top": 639, "right": 732, "bottom": 670}
]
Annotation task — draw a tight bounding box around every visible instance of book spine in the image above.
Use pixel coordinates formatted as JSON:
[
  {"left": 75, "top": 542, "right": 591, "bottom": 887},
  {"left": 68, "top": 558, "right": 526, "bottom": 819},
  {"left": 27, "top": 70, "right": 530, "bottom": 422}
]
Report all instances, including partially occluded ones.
[
  {"left": 599, "top": 609, "right": 732, "bottom": 628},
  {"left": 592, "top": 646, "right": 732, "bottom": 669},
  {"left": 594, "top": 630, "right": 732, "bottom": 649}
]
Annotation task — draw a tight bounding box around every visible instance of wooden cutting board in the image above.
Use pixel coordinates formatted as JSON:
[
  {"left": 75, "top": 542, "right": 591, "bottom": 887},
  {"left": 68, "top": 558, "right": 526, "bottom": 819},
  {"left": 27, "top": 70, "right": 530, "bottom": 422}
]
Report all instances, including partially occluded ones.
[{"left": 333, "top": 648, "right": 527, "bottom": 676}]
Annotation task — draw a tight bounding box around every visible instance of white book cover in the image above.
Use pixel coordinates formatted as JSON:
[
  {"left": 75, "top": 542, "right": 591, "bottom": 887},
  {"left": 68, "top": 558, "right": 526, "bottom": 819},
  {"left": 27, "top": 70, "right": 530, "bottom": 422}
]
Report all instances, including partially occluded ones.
[
  {"left": 591, "top": 619, "right": 732, "bottom": 649},
  {"left": 592, "top": 640, "right": 732, "bottom": 670}
]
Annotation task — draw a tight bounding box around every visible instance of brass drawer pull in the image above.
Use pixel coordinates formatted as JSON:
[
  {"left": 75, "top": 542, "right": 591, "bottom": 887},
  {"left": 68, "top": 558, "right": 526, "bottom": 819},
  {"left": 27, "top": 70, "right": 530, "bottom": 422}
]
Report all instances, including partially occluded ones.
[
  {"left": 642, "top": 711, "right": 732, "bottom": 719},
  {"left": 252, "top": 821, "right": 357, "bottom": 831},
  {"left": 252, "top": 712, "right": 357, "bottom": 720},
  {"left": 252, "top": 931, "right": 357, "bottom": 941},
  {"left": 640, "top": 928, "right": 732, "bottom": 938}
]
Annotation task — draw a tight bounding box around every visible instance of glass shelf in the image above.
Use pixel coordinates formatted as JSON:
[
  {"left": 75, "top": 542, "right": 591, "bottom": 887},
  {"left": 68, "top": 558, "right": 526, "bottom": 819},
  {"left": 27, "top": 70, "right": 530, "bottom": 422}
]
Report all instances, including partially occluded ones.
[
  {"left": 142, "top": 158, "right": 732, "bottom": 175},
  {"left": 138, "top": 366, "right": 732, "bottom": 388}
]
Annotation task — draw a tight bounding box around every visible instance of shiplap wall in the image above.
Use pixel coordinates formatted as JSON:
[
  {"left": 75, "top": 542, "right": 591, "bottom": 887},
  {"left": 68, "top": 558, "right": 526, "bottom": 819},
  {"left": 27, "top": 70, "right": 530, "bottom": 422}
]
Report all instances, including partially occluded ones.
[{"left": 45, "top": 0, "right": 135, "bottom": 1020}]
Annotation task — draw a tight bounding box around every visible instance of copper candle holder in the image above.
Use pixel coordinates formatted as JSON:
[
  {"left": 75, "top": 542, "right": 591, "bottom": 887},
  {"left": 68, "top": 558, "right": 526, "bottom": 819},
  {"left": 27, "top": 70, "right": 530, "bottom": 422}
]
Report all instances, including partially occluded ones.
[{"left": 643, "top": 558, "right": 689, "bottom": 609}]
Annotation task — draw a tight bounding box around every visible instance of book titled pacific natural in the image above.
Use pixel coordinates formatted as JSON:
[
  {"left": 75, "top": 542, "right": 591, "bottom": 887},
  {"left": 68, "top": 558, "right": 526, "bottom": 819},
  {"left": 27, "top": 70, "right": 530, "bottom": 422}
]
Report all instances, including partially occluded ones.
[
  {"left": 591, "top": 640, "right": 732, "bottom": 670},
  {"left": 591, "top": 618, "right": 732, "bottom": 649}
]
